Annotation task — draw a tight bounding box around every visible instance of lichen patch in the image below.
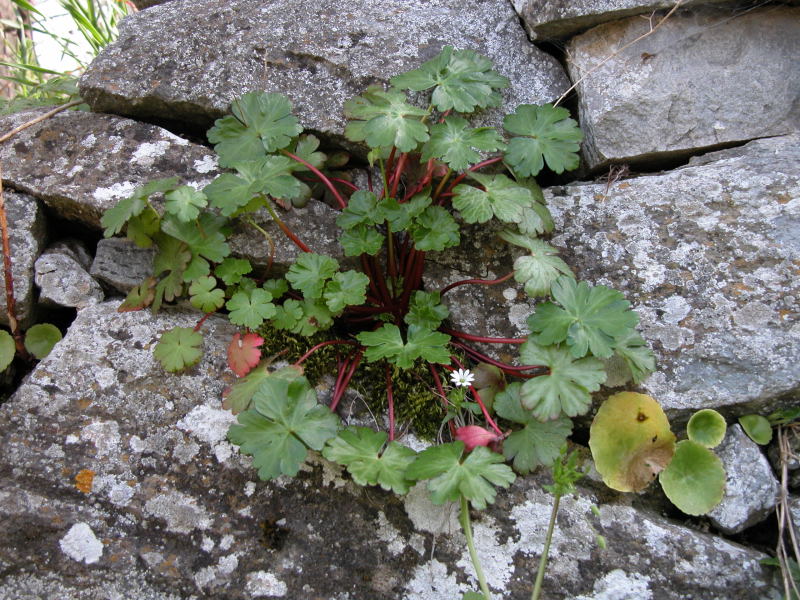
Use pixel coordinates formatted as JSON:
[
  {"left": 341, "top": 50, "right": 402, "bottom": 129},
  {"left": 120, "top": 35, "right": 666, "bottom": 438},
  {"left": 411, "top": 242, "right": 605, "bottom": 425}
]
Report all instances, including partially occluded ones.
[{"left": 59, "top": 522, "right": 104, "bottom": 564}]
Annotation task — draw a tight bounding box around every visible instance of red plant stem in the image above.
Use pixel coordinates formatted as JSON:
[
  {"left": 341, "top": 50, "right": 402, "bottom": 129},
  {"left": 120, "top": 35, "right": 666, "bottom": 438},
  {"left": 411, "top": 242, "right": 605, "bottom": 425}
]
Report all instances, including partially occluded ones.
[
  {"left": 469, "top": 384, "right": 504, "bottom": 437},
  {"left": 429, "top": 364, "right": 457, "bottom": 437},
  {"left": 386, "top": 364, "right": 395, "bottom": 441},
  {"left": 193, "top": 312, "right": 213, "bottom": 332},
  {"left": 329, "top": 177, "right": 359, "bottom": 192},
  {"left": 360, "top": 255, "right": 382, "bottom": 301},
  {"left": 370, "top": 255, "right": 393, "bottom": 306},
  {"left": 440, "top": 271, "right": 515, "bottom": 295},
  {"left": 441, "top": 327, "right": 527, "bottom": 345},
  {"left": 384, "top": 147, "right": 397, "bottom": 190},
  {"left": 281, "top": 150, "right": 347, "bottom": 209},
  {"left": 448, "top": 156, "right": 504, "bottom": 190},
  {"left": 390, "top": 153, "right": 408, "bottom": 199},
  {"left": 444, "top": 362, "right": 504, "bottom": 437},
  {"left": 266, "top": 207, "right": 312, "bottom": 253},
  {"left": 330, "top": 350, "right": 363, "bottom": 412},
  {"left": 399, "top": 250, "right": 426, "bottom": 313},
  {"left": 293, "top": 339, "right": 358, "bottom": 366},
  {"left": 0, "top": 167, "right": 30, "bottom": 361},
  {"left": 330, "top": 354, "right": 350, "bottom": 409},
  {"left": 451, "top": 341, "right": 547, "bottom": 378}
]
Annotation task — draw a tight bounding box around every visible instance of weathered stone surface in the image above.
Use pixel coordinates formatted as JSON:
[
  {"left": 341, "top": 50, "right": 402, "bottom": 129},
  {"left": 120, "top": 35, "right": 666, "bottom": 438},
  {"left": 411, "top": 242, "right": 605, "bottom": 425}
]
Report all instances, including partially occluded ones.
[
  {"left": 45, "top": 239, "right": 93, "bottom": 271},
  {"left": 80, "top": 0, "right": 569, "bottom": 143},
  {"left": 0, "top": 191, "right": 46, "bottom": 329},
  {"left": 708, "top": 424, "right": 779, "bottom": 534},
  {"left": 543, "top": 134, "right": 800, "bottom": 419},
  {"left": 34, "top": 253, "right": 104, "bottom": 309},
  {"left": 567, "top": 6, "right": 800, "bottom": 170},
  {"left": 132, "top": 0, "right": 173, "bottom": 8},
  {"left": 0, "top": 108, "right": 221, "bottom": 227},
  {"left": 91, "top": 238, "right": 157, "bottom": 294},
  {"left": 0, "top": 302, "right": 780, "bottom": 599},
  {"left": 512, "top": 0, "right": 760, "bottom": 41}
]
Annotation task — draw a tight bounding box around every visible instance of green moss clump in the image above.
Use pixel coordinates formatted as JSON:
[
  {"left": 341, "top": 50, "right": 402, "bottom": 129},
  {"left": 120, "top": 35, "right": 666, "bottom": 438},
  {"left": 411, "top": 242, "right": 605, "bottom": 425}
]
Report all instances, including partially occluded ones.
[{"left": 256, "top": 322, "right": 447, "bottom": 440}]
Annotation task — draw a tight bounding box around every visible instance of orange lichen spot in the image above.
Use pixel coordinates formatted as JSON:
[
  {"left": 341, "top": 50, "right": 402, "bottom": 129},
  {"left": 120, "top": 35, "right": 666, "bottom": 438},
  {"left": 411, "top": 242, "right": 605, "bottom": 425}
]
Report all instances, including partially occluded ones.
[{"left": 75, "top": 469, "right": 95, "bottom": 494}]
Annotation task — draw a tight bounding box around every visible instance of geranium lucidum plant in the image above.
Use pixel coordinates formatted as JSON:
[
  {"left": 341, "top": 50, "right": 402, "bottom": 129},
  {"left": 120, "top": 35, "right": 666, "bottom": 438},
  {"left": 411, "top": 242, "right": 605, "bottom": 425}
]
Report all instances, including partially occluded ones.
[{"left": 102, "top": 46, "right": 663, "bottom": 598}]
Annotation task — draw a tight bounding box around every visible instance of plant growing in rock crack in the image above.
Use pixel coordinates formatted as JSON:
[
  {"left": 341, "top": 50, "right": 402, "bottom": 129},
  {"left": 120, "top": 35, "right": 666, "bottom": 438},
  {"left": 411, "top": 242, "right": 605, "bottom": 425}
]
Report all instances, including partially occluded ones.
[{"left": 101, "top": 46, "right": 725, "bottom": 598}]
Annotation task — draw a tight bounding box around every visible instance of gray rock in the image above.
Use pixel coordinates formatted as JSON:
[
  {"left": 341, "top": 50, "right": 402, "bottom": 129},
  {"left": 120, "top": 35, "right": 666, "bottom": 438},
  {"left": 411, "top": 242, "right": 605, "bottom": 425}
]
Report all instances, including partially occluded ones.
[
  {"left": 44, "top": 239, "right": 93, "bottom": 271},
  {"left": 708, "top": 424, "right": 779, "bottom": 534},
  {"left": 0, "top": 108, "right": 221, "bottom": 228},
  {"left": 0, "top": 301, "right": 780, "bottom": 598},
  {"left": 0, "top": 191, "right": 46, "bottom": 329},
  {"left": 567, "top": 6, "right": 800, "bottom": 170},
  {"left": 544, "top": 134, "right": 800, "bottom": 419},
  {"left": 132, "top": 0, "right": 173, "bottom": 8},
  {"left": 91, "top": 238, "right": 157, "bottom": 294},
  {"left": 34, "top": 253, "right": 104, "bottom": 309},
  {"left": 80, "top": 0, "right": 569, "bottom": 144},
  {"left": 512, "top": 0, "right": 762, "bottom": 41}
]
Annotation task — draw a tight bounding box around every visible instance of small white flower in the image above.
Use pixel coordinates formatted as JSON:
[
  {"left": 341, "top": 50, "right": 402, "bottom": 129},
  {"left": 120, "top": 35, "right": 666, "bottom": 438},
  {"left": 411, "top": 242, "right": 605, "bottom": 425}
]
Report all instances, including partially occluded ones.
[{"left": 450, "top": 368, "right": 475, "bottom": 388}]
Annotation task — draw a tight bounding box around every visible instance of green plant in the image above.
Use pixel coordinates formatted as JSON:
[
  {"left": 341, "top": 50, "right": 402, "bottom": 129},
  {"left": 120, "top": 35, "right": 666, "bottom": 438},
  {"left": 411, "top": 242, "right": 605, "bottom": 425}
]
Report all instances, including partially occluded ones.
[
  {"left": 103, "top": 47, "right": 663, "bottom": 597},
  {"left": 0, "top": 0, "right": 131, "bottom": 113},
  {"left": 589, "top": 392, "right": 727, "bottom": 515}
]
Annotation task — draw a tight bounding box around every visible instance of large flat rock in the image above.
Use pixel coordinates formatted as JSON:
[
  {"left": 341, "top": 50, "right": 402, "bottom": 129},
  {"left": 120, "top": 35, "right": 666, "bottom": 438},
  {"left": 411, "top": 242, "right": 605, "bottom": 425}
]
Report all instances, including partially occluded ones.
[
  {"left": 0, "top": 109, "right": 220, "bottom": 227},
  {"left": 0, "top": 302, "right": 779, "bottom": 599},
  {"left": 79, "top": 0, "right": 569, "bottom": 142},
  {"left": 567, "top": 5, "right": 800, "bottom": 170},
  {"left": 512, "top": 0, "right": 765, "bottom": 41},
  {"left": 0, "top": 108, "right": 345, "bottom": 273},
  {"left": 545, "top": 134, "right": 800, "bottom": 418}
]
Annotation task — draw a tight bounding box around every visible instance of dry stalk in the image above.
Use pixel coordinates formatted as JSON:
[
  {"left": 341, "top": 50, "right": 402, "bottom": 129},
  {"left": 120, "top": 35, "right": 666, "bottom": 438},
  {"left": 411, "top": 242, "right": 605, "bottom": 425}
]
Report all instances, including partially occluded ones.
[
  {"left": 0, "top": 98, "right": 84, "bottom": 360},
  {"left": 776, "top": 424, "right": 800, "bottom": 600}
]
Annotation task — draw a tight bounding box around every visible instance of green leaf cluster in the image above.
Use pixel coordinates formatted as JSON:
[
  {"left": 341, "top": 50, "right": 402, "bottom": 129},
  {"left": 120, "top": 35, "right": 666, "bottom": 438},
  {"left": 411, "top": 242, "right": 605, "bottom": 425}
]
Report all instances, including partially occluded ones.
[
  {"left": 356, "top": 324, "right": 450, "bottom": 369},
  {"left": 504, "top": 104, "right": 583, "bottom": 176},
  {"left": 406, "top": 441, "right": 515, "bottom": 509},
  {"left": 323, "top": 427, "right": 417, "bottom": 494},
  {"left": 228, "top": 376, "right": 340, "bottom": 480}
]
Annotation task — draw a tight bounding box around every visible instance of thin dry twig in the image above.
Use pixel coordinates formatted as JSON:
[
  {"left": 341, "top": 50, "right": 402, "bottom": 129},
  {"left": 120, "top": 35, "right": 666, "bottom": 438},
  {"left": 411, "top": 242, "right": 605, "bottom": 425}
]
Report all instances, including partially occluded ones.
[
  {"left": 0, "top": 162, "right": 30, "bottom": 360},
  {"left": 554, "top": 1, "right": 684, "bottom": 108},
  {"left": 0, "top": 99, "right": 83, "bottom": 144},
  {"left": 776, "top": 424, "right": 800, "bottom": 600},
  {"left": 0, "top": 98, "right": 84, "bottom": 359}
]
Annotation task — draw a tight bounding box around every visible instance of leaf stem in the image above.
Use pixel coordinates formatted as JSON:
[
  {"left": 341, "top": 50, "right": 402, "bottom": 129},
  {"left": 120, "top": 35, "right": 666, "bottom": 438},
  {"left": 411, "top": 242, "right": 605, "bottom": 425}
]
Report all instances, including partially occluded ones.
[
  {"left": 386, "top": 364, "right": 395, "bottom": 441},
  {"left": 531, "top": 494, "right": 561, "bottom": 600},
  {"left": 460, "top": 494, "right": 493, "bottom": 600},
  {"left": 451, "top": 341, "right": 547, "bottom": 378},
  {"left": 440, "top": 271, "right": 514, "bottom": 295},
  {"left": 442, "top": 328, "right": 526, "bottom": 345},
  {"left": 243, "top": 216, "right": 276, "bottom": 272},
  {"left": 193, "top": 312, "right": 213, "bottom": 333},
  {"left": 293, "top": 339, "right": 358, "bottom": 367},
  {"left": 263, "top": 200, "right": 312, "bottom": 253},
  {"left": 330, "top": 349, "right": 363, "bottom": 412},
  {"left": 281, "top": 150, "right": 347, "bottom": 209}
]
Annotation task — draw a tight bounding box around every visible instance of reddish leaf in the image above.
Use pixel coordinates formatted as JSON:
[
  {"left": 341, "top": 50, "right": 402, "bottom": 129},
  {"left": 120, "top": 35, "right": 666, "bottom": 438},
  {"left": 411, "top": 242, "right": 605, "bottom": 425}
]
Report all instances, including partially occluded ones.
[
  {"left": 227, "top": 332, "right": 264, "bottom": 377},
  {"left": 455, "top": 425, "right": 501, "bottom": 452},
  {"left": 118, "top": 277, "right": 156, "bottom": 312}
]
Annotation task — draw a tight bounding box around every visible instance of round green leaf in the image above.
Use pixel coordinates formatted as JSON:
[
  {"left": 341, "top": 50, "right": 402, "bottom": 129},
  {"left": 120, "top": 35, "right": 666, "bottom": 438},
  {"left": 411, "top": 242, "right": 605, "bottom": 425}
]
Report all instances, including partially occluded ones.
[
  {"left": 686, "top": 409, "right": 727, "bottom": 448},
  {"left": 0, "top": 330, "right": 15, "bottom": 371},
  {"left": 23, "top": 323, "right": 62, "bottom": 359},
  {"left": 589, "top": 392, "right": 676, "bottom": 492},
  {"left": 738, "top": 414, "right": 772, "bottom": 445},
  {"left": 659, "top": 440, "right": 725, "bottom": 516}
]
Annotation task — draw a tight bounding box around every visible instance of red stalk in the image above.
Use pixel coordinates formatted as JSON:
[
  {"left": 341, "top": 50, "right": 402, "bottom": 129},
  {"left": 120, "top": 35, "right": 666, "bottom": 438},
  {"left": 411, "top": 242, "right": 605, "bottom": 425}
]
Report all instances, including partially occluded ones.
[
  {"left": 281, "top": 150, "right": 348, "bottom": 210},
  {"left": 440, "top": 271, "right": 515, "bottom": 295},
  {"left": 193, "top": 312, "right": 213, "bottom": 332},
  {"left": 451, "top": 341, "right": 547, "bottom": 378},
  {"left": 293, "top": 339, "right": 358, "bottom": 366},
  {"left": 386, "top": 364, "right": 395, "bottom": 441},
  {"left": 330, "top": 350, "right": 363, "bottom": 412},
  {"left": 0, "top": 168, "right": 30, "bottom": 361},
  {"left": 429, "top": 364, "right": 457, "bottom": 437},
  {"left": 441, "top": 327, "right": 526, "bottom": 345}
]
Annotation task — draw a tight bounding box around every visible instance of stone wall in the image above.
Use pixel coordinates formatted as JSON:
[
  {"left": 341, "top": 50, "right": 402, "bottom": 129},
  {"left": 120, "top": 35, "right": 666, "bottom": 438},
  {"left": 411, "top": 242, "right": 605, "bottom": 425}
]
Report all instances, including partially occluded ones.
[{"left": 0, "top": 1, "right": 797, "bottom": 598}]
